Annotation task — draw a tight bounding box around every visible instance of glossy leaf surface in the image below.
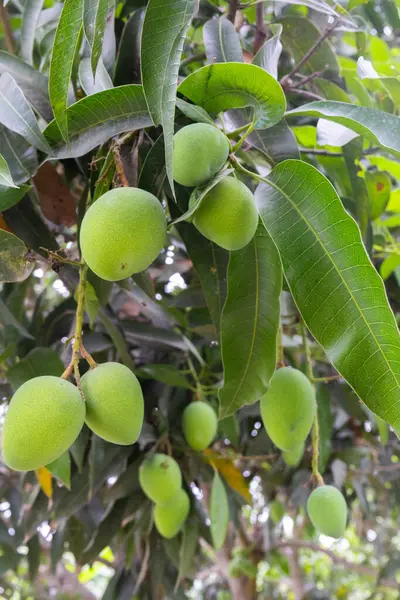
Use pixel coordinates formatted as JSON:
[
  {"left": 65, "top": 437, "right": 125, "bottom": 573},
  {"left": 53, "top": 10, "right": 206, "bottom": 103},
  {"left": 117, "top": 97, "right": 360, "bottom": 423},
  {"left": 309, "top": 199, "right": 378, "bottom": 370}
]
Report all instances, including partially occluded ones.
[
  {"left": 83, "top": 0, "right": 114, "bottom": 77},
  {"left": 0, "top": 154, "right": 16, "bottom": 188},
  {"left": 203, "top": 17, "right": 243, "bottom": 63},
  {"left": 20, "top": 0, "right": 44, "bottom": 66}
]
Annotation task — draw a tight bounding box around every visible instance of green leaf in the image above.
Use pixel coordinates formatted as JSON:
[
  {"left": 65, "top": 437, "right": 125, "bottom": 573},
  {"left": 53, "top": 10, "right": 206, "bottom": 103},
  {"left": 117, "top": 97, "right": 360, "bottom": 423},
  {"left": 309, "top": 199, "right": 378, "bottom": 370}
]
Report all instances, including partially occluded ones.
[
  {"left": 141, "top": 0, "right": 199, "bottom": 192},
  {"left": 219, "top": 223, "right": 282, "bottom": 419},
  {"left": 203, "top": 17, "right": 243, "bottom": 63},
  {"left": 0, "top": 125, "right": 37, "bottom": 185},
  {"left": 84, "top": 280, "right": 99, "bottom": 328},
  {"left": 81, "top": 499, "right": 126, "bottom": 565},
  {"left": 176, "top": 98, "right": 215, "bottom": 125},
  {"left": 7, "top": 347, "right": 64, "bottom": 391},
  {"left": 20, "top": 0, "right": 44, "bottom": 66},
  {"left": 176, "top": 515, "right": 198, "bottom": 586},
  {"left": 46, "top": 452, "right": 71, "bottom": 489},
  {"left": 44, "top": 85, "right": 152, "bottom": 158},
  {"left": 279, "top": 16, "right": 339, "bottom": 75},
  {"left": 114, "top": 8, "right": 144, "bottom": 86},
  {"left": 380, "top": 254, "right": 400, "bottom": 281},
  {"left": 253, "top": 24, "right": 282, "bottom": 80},
  {"left": 137, "top": 364, "right": 193, "bottom": 389},
  {"left": 0, "top": 154, "right": 16, "bottom": 188},
  {"left": 0, "top": 73, "right": 50, "bottom": 153},
  {"left": 0, "top": 185, "right": 30, "bottom": 212},
  {"left": 365, "top": 170, "right": 391, "bottom": 220},
  {"left": 78, "top": 57, "right": 113, "bottom": 95},
  {"left": 0, "top": 230, "right": 34, "bottom": 284},
  {"left": 0, "top": 50, "right": 52, "bottom": 121},
  {"left": 316, "top": 385, "right": 332, "bottom": 473},
  {"left": 255, "top": 160, "right": 400, "bottom": 428},
  {"left": 178, "top": 63, "right": 286, "bottom": 130},
  {"left": 210, "top": 471, "right": 229, "bottom": 550},
  {"left": 27, "top": 534, "right": 40, "bottom": 581},
  {"left": 287, "top": 101, "right": 400, "bottom": 159},
  {"left": 92, "top": 147, "right": 115, "bottom": 202},
  {"left": 343, "top": 138, "right": 370, "bottom": 239},
  {"left": 49, "top": 0, "right": 83, "bottom": 142},
  {"left": 83, "top": 0, "right": 114, "bottom": 77}
]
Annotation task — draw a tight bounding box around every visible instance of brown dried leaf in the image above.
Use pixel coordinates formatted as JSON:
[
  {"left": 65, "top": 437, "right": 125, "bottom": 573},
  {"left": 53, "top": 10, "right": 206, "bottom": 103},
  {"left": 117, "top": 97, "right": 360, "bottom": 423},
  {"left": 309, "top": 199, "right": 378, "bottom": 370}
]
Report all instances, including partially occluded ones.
[{"left": 33, "top": 162, "right": 76, "bottom": 226}]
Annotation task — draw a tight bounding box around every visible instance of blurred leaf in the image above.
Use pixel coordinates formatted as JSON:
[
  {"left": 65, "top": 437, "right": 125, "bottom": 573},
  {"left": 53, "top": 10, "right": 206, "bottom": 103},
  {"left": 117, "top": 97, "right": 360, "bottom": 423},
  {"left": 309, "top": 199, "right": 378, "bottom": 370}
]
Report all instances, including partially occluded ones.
[
  {"left": 0, "top": 185, "right": 31, "bottom": 212},
  {"left": 365, "top": 170, "right": 391, "bottom": 220},
  {"left": 107, "top": 457, "right": 142, "bottom": 502},
  {"left": 33, "top": 162, "right": 77, "bottom": 226},
  {"left": 0, "top": 125, "right": 37, "bottom": 185},
  {"left": 27, "top": 534, "right": 40, "bottom": 581},
  {"left": 380, "top": 254, "right": 400, "bottom": 280},
  {"left": 83, "top": 0, "right": 114, "bottom": 77},
  {"left": 210, "top": 471, "right": 229, "bottom": 549},
  {"left": 89, "top": 435, "right": 129, "bottom": 500},
  {"left": 176, "top": 98, "right": 215, "bottom": 125},
  {"left": 0, "top": 297, "right": 34, "bottom": 339},
  {"left": 49, "top": 0, "right": 83, "bottom": 142},
  {"left": 253, "top": 24, "right": 282, "bottom": 80},
  {"left": 81, "top": 499, "right": 126, "bottom": 565},
  {"left": 51, "top": 519, "right": 67, "bottom": 572},
  {"left": 92, "top": 147, "right": 115, "bottom": 202},
  {"left": 78, "top": 57, "right": 113, "bottom": 95},
  {"left": 137, "top": 364, "right": 193, "bottom": 389},
  {"left": 35, "top": 467, "right": 53, "bottom": 498},
  {"left": 84, "top": 280, "right": 100, "bottom": 328},
  {"left": 219, "top": 223, "right": 282, "bottom": 418},
  {"left": 7, "top": 347, "right": 64, "bottom": 391},
  {"left": 176, "top": 514, "right": 198, "bottom": 587},
  {"left": 178, "top": 63, "right": 286, "bottom": 129},
  {"left": 203, "top": 17, "right": 243, "bottom": 63},
  {"left": 343, "top": 138, "right": 370, "bottom": 239},
  {"left": 316, "top": 385, "right": 333, "bottom": 473},
  {"left": 21, "top": 0, "right": 44, "bottom": 66},
  {"left": 204, "top": 450, "right": 251, "bottom": 503},
  {"left": 114, "top": 8, "right": 144, "bottom": 85},
  {"left": 141, "top": 0, "right": 198, "bottom": 192},
  {"left": 70, "top": 426, "right": 91, "bottom": 472},
  {"left": 46, "top": 452, "right": 71, "bottom": 489},
  {"left": 45, "top": 85, "right": 152, "bottom": 158},
  {"left": 255, "top": 160, "right": 400, "bottom": 428},
  {"left": 0, "top": 154, "right": 16, "bottom": 188},
  {"left": 218, "top": 415, "right": 240, "bottom": 447},
  {"left": 0, "top": 230, "right": 34, "bottom": 284}
]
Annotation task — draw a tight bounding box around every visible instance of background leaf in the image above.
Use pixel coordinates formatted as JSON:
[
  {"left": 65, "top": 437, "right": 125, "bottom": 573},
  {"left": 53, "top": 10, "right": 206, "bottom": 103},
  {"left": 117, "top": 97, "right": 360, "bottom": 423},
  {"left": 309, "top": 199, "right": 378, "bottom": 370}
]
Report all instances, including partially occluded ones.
[
  {"left": 203, "top": 17, "right": 243, "bottom": 64},
  {"left": 210, "top": 471, "right": 229, "bottom": 550},
  {"left": 83, "top": 0, "right": 114, "bottom": 77},
  {"left": 0, "top": 185, "right": 30, "bottom": 212},
  {"left": 255, "top": 160, "right": 400, "bottom": 428},
  {"left": 219, "top": 223, "right": 282, "bottom": 418},
  {"left": 20, "top": 0, "right": 44, "bottom": 66},
  {"left": 7, "top": 347, "right": 65, "bottom": 391},
  {"left": 253, "top": 24, "right": 283, "bottom": 80},
  {"left": 0, "top": 125, "right": 37, "bottom": 184},
  {"left": 0, "top": 230, "right": 34, "bottom": 283},
  {"left": 46, "top": 452, "right": 71, "bottom": 489},
  {"left": 78, "top": 57, "right": 113, "bottom": 95},
  {"left": 0, "top": 154, "right": 16, "bottom": 188}
]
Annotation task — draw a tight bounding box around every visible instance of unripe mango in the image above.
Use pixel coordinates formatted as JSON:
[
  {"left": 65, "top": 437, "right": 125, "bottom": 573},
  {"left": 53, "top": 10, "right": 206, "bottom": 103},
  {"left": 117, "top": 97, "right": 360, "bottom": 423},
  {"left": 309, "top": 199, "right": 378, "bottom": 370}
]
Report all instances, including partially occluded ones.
[
  {"left": 80, "top": 187, "right": 166, "bottom": 281},
  {"left": 139, "top": 453, "right": 182, "bottom": 503},
  {"left": 81, "top": 362, "right": 144, "bottom": 445},
  {"left": 307, "top": 485, "right": 347, "bottom": 538},
  {"left": 260, "top": 367, "right": 316, "bottom": 451},
  {"left": 269, "top": 500, "right": 285, "bottom": 524},
  {"left": 173, "top": 123, "right": 229, "bottom": 187},
  {"left": 154, "top": 488, "right": 190, "bottom": 538},
  {"left": 2, "top": 376, "right": 85, "bottom": 471},
  {"left": 282, "top": 441, "right": 304, "bottom": 467},
  {"left": 182, "top": 401, "right": 217, "bottom": 451},
  {"left": 193, "top": 177, "right": 258, "bottom": 251}
]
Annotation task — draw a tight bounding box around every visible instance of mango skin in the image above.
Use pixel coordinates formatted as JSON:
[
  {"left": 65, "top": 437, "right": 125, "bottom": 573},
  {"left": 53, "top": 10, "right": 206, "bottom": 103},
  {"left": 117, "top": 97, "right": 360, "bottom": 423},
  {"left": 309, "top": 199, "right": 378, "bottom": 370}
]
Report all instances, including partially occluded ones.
[
  {"left": 307, "top": 485, "right": 347, "bottom": 538},
  {"left": 2, "top": 376, "right": 85, "bottom": 471},
  {"left": 193, "top": 177, "right": 258, "bottom": 251},
  {"left": 80, "top": 187, "right": 166, "bottom": 282},
  {"left": 154, "top": 488, "right": 190, "bottom": 538},
  {"left": 139, "top": 453, "right": 182, "bottom": 504},
  {"left": 173, "top": 123, "right": 229, "bottom": 187},
  {"left": 182, "top": 401, "right": 217, "bottom": 451},
  {"left": 269, "top": 500, "right": 285, "bottom": 524},
  {"left": 282, "top": 441, "right": 304, "bottom": 467},
  {"left": 81, "top": 362, "right": 144, "bottom": 445},
  {"left": 260, "top": 367, "right": 316, "bottom": 451}
]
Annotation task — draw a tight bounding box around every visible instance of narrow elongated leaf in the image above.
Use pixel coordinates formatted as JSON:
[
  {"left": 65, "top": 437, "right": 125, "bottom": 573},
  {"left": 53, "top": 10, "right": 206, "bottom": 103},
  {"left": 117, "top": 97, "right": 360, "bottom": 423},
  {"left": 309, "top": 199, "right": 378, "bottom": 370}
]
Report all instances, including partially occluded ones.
[
  {"left": 0, "top": 154, "right": 16, "bottom": 188},
  {"left": 141, "top": 0, "right": 199, "bottom": 192},
  {"left": 316, "top": 385, "right": 332, "bottom": 473},
  {"left": 0, "top": 51, "right": 52, "bottom": 121},
  {"left": 0, "top": 125, "right": 38, "bottom": 184},
  {"left": 178, "top": 63, "right": 286, "bottom": 130},
  {"left": 176, "top": 98, "right": 215, "bottom": 125},
  {"left": 78, "top": 56, "right": 113, "bottom": 95},
  {"left": 255, "top": 160, "right": 400, "bottom": 428},
  {"left": 83, "top": 0, "right": 114, "bottom": 77},
  {"left": 115, "top": 8, "right": 144, "bottom": 85},
  {"left": 7, "top": 347, "right": 64, "bottom": 391},
  {"left": 49, "top": 0, "right": 83, "bottom": 142},
  {"left": 44, "top": 85, "right": 152, "bottom": 158},
  {"left": 253, "top": 24, "right": 282, "bottom": 80},
  {"left": 219, "top": 223, "right": 282, "bottom": 418},
  {"left": 20, "top": 0, "right": 44, "bottom": 65},
  {"left": 176, "top": 515, "right": 198, "bottom": 586},
  {"left": 203, "top": 17, "right": 243, "bottom": 63},
  {"left": 343, "top": 138, "right": 370, "bottom": 239},
  {"left": 0, "top": 185, "right": 31, "bottom": 212},
  {"left": 0, "top": 74, "right": 50, "bottom": 153},
  {"left": 0, "top": 230, "right": 34, "bottom": 283},
  {"left": 210, "top": 471, "right": 229, "bottom": 549},
  {"left": 287, "top": 101, "right": 400, "bottom": 159}
]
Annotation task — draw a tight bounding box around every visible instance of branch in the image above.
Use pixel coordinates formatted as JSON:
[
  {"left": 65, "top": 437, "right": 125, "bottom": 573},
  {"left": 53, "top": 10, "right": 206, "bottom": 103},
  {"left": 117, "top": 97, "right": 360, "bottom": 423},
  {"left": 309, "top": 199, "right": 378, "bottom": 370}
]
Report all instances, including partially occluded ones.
[
  {"left": 280, "top": 17, "right": 339, "bottom": 87},
  {"left": 0, "top": 2, "right": 15, "bottom": 54},
  {"left": 289, "top": 88, "right": 325, "bottom": 102},
  {"left": 227, "top": 0, "right": 240, "bottom": 24},
  {"left": 253, "top": 1, "right": 266, "bottom": 53}
]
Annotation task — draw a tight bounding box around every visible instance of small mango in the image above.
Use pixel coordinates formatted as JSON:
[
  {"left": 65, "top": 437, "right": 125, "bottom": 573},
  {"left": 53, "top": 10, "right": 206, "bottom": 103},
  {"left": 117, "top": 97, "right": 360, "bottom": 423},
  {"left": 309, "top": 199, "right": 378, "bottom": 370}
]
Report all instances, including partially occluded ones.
[
  {"left": 307, "top": 485, "right": 347, "bottom": 538},
  {"left": 154, "top": 488, "right": 190, "bottom": 538},
  {"left": 139, "top": 453, "right": 182, "bottom": 504},
  {"left": 182, "top": 401, "right": 217, "bottom": 451}
]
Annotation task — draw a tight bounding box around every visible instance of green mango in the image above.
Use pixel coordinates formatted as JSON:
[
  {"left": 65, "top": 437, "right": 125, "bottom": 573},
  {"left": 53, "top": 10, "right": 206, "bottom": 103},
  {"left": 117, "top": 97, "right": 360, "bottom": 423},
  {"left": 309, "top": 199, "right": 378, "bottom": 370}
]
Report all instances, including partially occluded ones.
[
  {"left": 154, "top": 489, "right": 190, "bottom": 539},
  {"left": 139, "top": 453, "right": 182, "bottom": 504},
  {"left": 307, "top": 485, "right": 347, "bottom": 538}
]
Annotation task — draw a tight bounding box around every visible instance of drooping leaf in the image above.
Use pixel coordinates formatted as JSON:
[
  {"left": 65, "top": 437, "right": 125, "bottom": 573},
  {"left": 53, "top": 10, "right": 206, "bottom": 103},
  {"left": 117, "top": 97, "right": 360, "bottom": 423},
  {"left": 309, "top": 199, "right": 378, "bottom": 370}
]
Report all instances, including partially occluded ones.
[
  {"left": 81, "top": 499, "right": 126, "bottom": 565},
  {"left": 27, "top": 534, "right": 41, "bottom": 581},
  {"left": 0, "top": 73, "right": 50, "bottom": 153},
  {"left": 380, "top": 255, "right": 400, "bottom": 281},
  {"left": 178, "top": 63, "right": 286, "bottom": 130},
  {"left": 255, "top": 160, "right": 400, "bottom": 428},
  {"left": 252, "top": 24, "right": 282, "bottom": 80},
  {"left": 0, "top": 185, "right": 30, "bottom": 212},
  {"left": 343, "top": 138, "right": 370, "bottom": 239},
  {"left": 7, "top": 347, "right": 65, "bottom": 391},
  {"left": 20, "top": 0, "right": 44, "bottom": 66},
  {"left": 114, "top": 8, "right": 144, "bottom": 86},
  {"left": 203, "top": 17, "right": 243, "bottom": 64},
  {"left": 176, "top": 98, "right": 215, "bottom": 125},
  {"left": 49, "top": 0, "right": 83, "bottom": 142},
  {"left": 210, "top": 471, "right": 229, "bottom": 550},
  {"left": 78, "top": 56, "right": 113, "bottom": 95},
  {"left": 83, "top": 0, "right": 114, "bottom": 77},
  {"left": 84, "top": 280, "right": 100, "bottom": 328},
  {"left": 46, "top": 452, "right": 71, "bottom": 489},
  {"left": 287, "top": 101, "right": 400, "bottom": 159},
  {"left": 0, "top": 50, "right": 52, "bottom": 121},
  {"left": 0, "top": 230, "right": 34, "bottom": 284},
  {"left": 0, "top": 154, "right": 16, "bottom": 188},
  {"left": 176, "top": 515, "right": 198, "bottom": 586},
  {"left": 141, "top": 0, "right": 199, "bottom": 192},
  {"left": 204, "top": 449, "right": 251, "bottom": 503},
  {"left": 92, "top": 147, "right": 115, "bottom": 202},
  {"left": 0, "top": 125, "right": 38, "bottom": 184},
  {"left": 44, "top": 85, "right": 152, "bottom": 158},
  {"left": 219, "top": 223, "right": 282, "bottom": 419}
]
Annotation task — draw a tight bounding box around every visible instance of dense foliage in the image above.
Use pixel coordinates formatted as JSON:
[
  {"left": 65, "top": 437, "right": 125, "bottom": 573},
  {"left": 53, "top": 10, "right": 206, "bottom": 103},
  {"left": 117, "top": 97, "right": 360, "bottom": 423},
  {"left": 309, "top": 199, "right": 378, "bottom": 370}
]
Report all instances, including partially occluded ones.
[{"left": 0, "top": 0, "right": 400, "bottom": 598}]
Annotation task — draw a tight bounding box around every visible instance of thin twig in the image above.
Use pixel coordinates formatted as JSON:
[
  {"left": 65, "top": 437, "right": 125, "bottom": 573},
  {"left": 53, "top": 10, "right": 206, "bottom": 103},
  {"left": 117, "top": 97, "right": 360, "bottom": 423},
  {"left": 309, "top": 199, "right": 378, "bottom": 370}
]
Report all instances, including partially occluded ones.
[
  {"left": 0, "top": 3, "right": 15, "bottom": 54},
  {"left": 254, "top": 1, "right": 266, "bottom": 54},
  {"left": 180, "top": 52, "right": 206, "bottom": 68},
  {"left": 280, "top": 17, "right": 340, "bottom": 87},
  {"left": 290, "top": 69, "right": 325, "bottom": 89},
  {"left": 112, "top": 145, "right": 129, "bottom": 187},
  {"left": 289, "top": 88, "right": 325, "bottom": 102}
]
